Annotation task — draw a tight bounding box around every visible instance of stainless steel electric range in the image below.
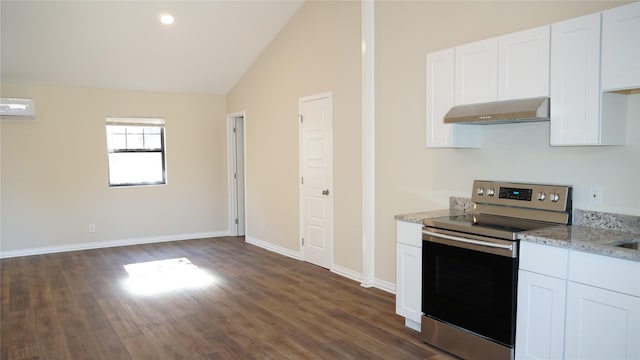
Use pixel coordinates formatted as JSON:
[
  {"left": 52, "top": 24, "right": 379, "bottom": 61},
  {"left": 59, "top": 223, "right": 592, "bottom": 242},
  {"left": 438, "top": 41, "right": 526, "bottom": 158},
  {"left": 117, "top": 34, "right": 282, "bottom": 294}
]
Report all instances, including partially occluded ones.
[{"left": 421, "top": 180, "right": 572, "bottom": 360}]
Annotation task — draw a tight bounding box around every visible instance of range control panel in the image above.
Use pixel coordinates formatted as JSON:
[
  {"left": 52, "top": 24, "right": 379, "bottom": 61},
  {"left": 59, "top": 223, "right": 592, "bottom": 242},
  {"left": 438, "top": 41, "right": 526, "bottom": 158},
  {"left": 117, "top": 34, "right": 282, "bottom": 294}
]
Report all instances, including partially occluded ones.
[
  {"left": 499, "top": 187, "right": 533, "bottom": 201},
  {"left": 472, "top": 180, "right": 572, "bottom": 212}
]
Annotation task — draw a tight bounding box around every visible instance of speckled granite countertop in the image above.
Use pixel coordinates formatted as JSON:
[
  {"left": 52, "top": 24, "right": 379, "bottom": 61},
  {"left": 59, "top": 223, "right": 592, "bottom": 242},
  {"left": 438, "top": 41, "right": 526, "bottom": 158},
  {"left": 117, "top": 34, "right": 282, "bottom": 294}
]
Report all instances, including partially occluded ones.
[
  {"left": 394, "top": 197, "right": 472, "bottom": 223},
  {"left": 394, "top": 209, "right": 464, "bottom": 224},
  {"left": 395, "top": 199, "right": 640, "bottom": 262},
  {"left": 518, "top": 225, "right": 640, "bottom": 262}
]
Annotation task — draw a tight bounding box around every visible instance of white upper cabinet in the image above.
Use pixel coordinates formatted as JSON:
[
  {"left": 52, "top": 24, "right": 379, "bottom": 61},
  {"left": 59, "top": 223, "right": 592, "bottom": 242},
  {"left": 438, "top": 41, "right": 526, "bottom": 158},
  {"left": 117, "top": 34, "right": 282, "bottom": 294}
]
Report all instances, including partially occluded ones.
[
  {"left": 454, "top": 38, "right": 498, "bottom": 105},
  {"left": 601, "top": 1, "right": 640, "bottom": 91},
  {"left": 426, "top": 3, "right": 635, "bottom": 148},
  {"left": 426, "top": 49, "right": 481, "bottom": 148},
  {"left": 426, "top": 49, "right": 455, "bottom": 147},
  {"left": 454, "top": 27, "right": 550, "bottom": 105},
  {"left": 498, "top": 25, "right": 550, "bottom": 100},
  {"left": 550, "top": 13, "right": 603, "bottom": 146},
  {"left": 550, "top": 11, "right": 627, "bottom": 146}
]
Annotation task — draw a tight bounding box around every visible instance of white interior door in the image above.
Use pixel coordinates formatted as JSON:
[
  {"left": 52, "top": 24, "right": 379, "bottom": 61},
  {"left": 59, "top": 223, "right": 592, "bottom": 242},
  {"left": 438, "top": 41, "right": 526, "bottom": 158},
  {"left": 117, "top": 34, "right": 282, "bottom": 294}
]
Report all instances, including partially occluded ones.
[
  {"left": 233, "top": 116, "right": 245, "bottom": 236},
  {"left": 228, "top": 113, "right": 246, "bottom": 236},
  {"left": 299, "top": 92, "right": 333, "bottom": 269}
]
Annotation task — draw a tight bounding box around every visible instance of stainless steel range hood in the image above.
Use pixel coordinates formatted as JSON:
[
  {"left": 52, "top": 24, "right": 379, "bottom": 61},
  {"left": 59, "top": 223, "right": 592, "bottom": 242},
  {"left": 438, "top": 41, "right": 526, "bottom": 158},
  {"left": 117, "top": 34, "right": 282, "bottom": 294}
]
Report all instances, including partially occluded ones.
[{"left": 443, "top": 96, "right": 550, "bottom": 124}]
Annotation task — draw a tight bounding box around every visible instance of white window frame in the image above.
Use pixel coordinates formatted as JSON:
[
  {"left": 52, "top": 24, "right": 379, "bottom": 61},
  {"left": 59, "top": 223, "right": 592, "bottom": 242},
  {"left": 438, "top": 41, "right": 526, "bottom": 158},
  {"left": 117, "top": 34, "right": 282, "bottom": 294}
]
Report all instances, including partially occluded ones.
[{"left": 105, "top": 117, "right": 167, "bottom": 187}]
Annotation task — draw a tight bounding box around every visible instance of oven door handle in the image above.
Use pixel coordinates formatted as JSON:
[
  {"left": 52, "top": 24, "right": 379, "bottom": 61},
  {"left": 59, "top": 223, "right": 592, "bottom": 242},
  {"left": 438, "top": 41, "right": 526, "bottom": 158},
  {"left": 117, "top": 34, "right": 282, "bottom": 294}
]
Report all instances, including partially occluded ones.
[{"left": 422, "top": 230, "right": 513, "bottom": 251}]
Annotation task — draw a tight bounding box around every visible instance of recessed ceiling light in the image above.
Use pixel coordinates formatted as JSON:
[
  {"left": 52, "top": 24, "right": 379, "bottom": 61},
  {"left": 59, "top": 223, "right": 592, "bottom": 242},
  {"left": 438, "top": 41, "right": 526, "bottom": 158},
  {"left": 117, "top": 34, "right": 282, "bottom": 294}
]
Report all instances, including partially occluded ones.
[{"left": 160, "top": 14, "right": 174, "bottom": 25}]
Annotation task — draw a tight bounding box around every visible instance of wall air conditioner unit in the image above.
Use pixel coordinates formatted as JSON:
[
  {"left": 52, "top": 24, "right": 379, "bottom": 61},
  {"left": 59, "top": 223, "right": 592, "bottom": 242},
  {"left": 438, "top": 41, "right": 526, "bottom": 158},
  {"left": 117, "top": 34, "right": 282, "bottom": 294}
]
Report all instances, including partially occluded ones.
[{"left": 0, "top": 98, "right": 36, "bottom": 119}]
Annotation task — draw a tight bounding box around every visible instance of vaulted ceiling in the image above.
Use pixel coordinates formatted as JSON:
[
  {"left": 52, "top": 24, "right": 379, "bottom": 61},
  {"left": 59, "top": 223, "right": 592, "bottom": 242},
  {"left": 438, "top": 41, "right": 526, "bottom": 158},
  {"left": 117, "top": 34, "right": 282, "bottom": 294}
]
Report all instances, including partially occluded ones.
[{"left": 1, "top": 1, "right": 304, "bottom": 95}]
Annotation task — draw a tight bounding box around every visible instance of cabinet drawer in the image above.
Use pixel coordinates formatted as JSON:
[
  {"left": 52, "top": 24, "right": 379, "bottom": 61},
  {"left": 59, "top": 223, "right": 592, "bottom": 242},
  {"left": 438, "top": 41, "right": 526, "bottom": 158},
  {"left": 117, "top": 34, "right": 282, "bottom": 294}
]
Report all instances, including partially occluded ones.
[
  {"left": 519, "top": 241, "right": 568, "bottom": 279},
  {"left": 568, "top": 250, "right": 640, "bottom": 297},
  {"left": 396, "top": 221, "right": 423, "bottom": 247}
]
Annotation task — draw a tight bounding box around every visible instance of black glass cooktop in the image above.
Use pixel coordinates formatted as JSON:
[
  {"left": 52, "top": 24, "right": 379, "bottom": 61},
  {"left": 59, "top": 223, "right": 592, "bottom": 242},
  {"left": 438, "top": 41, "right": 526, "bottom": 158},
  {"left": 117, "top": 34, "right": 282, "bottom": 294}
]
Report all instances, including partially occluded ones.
[{"left": 423, "top": 213, "right": 561, "bottom": 240}]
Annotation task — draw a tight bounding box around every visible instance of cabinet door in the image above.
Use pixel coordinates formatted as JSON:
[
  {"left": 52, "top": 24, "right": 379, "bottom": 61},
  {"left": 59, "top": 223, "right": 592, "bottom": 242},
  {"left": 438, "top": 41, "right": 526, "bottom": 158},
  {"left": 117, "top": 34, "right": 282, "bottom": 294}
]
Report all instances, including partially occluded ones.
[
  {"left": 550, "top": 13, "right": 601, "bottom": 146},
  {"left": 426, "top": 49, "right": 481, "bottom": 148},
  {"left": 426, "top": 49, "right": 456, "bottom": 148},
  {"left": 395, "top": 243, "right": 422, "bottom": 324},
  {"left": 601, "top": 1, "right": 640, "bottom": 91},
  {"left": 498, "top": 25, "right": 550, "bottom": 100},
  {"left": 565, "top": 282, "right": 640, "bottom": 360},
  {"left": 454, "top": 38, "right": 498, "bottom": 105},
  {"left": 516, "top": 270, "right": 567, "bottom": 360}
]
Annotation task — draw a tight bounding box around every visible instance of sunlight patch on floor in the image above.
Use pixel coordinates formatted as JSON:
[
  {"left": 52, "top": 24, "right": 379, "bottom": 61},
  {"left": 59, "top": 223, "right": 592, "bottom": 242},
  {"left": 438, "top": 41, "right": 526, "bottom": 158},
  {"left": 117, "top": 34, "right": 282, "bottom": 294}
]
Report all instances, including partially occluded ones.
[{"left": 123, "top": 257, "right": 216, "bottom": 295}]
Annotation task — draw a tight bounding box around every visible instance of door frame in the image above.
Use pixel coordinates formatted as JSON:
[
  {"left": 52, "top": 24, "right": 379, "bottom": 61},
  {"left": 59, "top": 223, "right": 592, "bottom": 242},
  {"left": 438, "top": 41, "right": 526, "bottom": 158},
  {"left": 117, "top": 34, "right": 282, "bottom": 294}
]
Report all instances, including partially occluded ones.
[
  {"left": 361, "top": 0, "right": 375, "bottom": 288},
  {"left": 226, "top": 111, "right": 247, "bottom": 236},
  {"left": 298, "top": 91, "right": 334, "bottom": 268}
]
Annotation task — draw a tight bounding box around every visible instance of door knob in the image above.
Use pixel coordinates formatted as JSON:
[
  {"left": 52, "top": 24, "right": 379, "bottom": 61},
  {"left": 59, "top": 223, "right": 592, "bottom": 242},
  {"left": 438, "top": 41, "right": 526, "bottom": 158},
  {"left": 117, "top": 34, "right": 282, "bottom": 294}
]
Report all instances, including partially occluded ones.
[{"left": 322, "top": 189, "right": 330, "bottom": 196}]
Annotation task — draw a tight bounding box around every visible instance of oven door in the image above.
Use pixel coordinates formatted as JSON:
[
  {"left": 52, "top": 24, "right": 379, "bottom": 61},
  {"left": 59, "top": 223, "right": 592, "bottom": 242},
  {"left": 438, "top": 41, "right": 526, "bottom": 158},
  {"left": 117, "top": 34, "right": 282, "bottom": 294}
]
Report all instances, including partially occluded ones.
[{"left": 422, "top": 227, "right": 518, "bottom": 347}]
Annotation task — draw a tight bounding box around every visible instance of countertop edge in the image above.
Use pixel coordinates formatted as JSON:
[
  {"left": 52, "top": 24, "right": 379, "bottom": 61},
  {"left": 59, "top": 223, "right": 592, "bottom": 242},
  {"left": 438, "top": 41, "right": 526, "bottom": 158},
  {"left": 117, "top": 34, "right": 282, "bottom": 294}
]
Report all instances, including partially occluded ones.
[
  {"left": 394, "top": 209, "right": 460, "bottom": 224},
  {"left": 518, "top": 226, "right": 640, "bottom": 262}
]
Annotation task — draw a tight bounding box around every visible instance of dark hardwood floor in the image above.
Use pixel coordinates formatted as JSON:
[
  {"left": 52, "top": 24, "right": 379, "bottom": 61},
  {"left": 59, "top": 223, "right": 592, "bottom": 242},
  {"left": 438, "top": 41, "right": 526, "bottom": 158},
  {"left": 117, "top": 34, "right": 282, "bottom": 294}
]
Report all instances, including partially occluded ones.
[{"left": 1, "top": 237, "right": 456, "bottom": 359}]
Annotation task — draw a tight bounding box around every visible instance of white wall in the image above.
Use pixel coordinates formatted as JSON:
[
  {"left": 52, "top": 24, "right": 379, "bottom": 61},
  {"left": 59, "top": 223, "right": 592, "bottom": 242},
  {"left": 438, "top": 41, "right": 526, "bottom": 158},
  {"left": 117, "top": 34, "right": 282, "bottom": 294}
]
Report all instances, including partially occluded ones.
[
  {"left": 1, "top": 84, "right": 229, "bottom": 255},
  {"left": 226, "top": 1, "right": 363, "bottom": 274},
  {"left": 375, "top": 1, "right": 639, "bottom": 283}
]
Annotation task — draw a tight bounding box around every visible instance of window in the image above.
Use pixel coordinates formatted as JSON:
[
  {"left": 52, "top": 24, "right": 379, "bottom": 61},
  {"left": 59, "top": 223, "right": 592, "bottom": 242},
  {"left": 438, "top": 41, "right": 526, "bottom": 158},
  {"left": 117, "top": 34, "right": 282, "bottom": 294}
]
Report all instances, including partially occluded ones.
[{"left": 105, "top": 117, "right": 166, "bottom": 187}]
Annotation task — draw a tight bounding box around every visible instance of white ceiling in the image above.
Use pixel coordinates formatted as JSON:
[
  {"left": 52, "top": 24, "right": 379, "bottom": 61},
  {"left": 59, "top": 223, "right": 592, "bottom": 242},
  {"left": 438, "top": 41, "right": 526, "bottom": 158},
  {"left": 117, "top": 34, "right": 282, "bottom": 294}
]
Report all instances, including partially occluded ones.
[{"left": 1, "top": 1, "right": 304, "bottom": 95}]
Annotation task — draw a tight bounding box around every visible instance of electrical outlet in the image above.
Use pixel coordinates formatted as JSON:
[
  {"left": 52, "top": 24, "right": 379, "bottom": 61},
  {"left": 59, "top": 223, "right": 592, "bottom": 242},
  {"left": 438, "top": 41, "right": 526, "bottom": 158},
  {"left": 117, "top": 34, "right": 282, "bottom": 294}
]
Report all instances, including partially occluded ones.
[
  {"left": 589, "top": 187, "right": 602, "bottom": 206},
  {"left": 89, "top": 224, "right": 96, "bottom": 233}
]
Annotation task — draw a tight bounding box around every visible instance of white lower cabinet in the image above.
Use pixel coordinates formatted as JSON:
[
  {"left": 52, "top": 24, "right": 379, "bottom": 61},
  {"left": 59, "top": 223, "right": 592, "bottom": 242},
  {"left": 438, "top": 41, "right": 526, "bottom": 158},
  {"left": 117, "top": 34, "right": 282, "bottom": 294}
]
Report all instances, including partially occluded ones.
[
  {"left": 396, "top": 243, "right": 421, "bottom": 329},
  {"left": 517, "top": 241, "right": 568, "bottom": 360},
  {"left": 395, "top": 221, "right": 423, "bottom": 331},
  {"left": 517, "top": 241, "right": 640, "bottom": 360},
  {"left": 564, "top": 282, "right": 640, "bottom": 360},
  {"left": 564, "top": 250, "right": 640, "bottom": 360},
  {"left": 516, "top": 270, "right": 567, "bottom": 360}
]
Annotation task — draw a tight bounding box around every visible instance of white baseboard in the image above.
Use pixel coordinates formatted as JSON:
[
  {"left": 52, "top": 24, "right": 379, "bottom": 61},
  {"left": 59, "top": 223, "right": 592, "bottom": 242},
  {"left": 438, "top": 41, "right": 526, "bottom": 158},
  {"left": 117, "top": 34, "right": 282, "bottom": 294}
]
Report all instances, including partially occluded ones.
[
  {"left": 360, "top": 277, "right": 376, "bottom": 288},
  {"left": 374, "top": 278, "right": 396, "bottom": 294},
  {"left": 245, "top": 236, "right": 302, "bottom": 260},
  {"left": 245, "top": 236, "right": 395, "bottom": 294},
  {"left": 0, "top": 230, "right": 230, "bottom": 259},
  {"left": 331, "top": 264, "right": 363, "bottom": 283},
  {"left": 339, "top": 267, "right": 395, "bottom": 294}
]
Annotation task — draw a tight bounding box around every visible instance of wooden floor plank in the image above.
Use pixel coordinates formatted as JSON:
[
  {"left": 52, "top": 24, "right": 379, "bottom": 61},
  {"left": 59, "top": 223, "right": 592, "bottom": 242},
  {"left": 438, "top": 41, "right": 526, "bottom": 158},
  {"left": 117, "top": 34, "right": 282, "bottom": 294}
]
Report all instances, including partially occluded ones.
[{"left": 1, "top": 237, "right": 456, "bottom": 359}]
